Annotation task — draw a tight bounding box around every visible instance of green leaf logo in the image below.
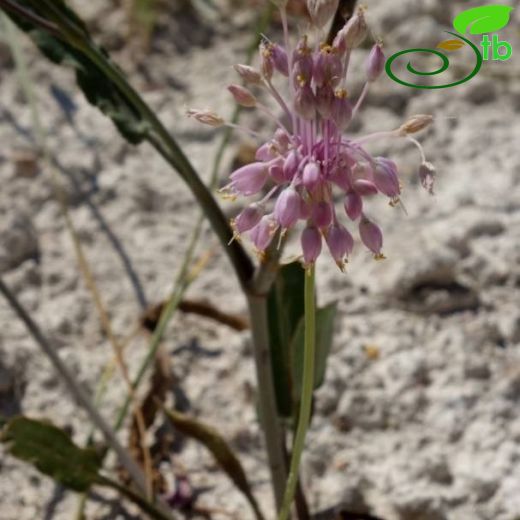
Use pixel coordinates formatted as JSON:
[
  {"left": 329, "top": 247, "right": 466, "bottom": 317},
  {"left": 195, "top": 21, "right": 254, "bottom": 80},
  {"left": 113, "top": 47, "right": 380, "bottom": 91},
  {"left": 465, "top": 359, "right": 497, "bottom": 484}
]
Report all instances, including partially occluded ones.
[{"left": 453, "top": 4, "right": 513, "bottom": 35}]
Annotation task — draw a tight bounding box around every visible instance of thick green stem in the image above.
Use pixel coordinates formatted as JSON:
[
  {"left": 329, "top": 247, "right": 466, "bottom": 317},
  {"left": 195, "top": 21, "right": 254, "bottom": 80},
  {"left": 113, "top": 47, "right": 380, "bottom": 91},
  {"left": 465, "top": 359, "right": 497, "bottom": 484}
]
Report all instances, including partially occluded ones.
[{"left": 278, "top": 266, "right": 316, "bottom": 520}]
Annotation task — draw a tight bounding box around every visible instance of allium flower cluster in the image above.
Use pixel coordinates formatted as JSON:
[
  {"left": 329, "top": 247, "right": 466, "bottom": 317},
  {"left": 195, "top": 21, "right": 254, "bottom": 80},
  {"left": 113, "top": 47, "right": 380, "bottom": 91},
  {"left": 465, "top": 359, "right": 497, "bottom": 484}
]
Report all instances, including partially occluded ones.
[{"left": 188, "top": 2, "right": 435, "bottom": 270}]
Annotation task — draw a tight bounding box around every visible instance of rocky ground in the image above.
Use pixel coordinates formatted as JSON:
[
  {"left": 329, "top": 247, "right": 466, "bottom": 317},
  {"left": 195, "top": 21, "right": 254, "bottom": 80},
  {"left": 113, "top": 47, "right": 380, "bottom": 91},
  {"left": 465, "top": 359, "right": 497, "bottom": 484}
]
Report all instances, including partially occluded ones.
[{"left": 1, "top": 0, "right": 519, "bottom": 519}]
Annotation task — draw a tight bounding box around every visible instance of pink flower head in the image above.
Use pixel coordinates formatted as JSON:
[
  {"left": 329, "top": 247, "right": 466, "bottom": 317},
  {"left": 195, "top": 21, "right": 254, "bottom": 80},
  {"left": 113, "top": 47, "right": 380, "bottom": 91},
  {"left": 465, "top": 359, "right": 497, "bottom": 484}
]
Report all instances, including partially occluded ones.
[{"left": 194, "top": 3, "right": 434, "bottom": 268}]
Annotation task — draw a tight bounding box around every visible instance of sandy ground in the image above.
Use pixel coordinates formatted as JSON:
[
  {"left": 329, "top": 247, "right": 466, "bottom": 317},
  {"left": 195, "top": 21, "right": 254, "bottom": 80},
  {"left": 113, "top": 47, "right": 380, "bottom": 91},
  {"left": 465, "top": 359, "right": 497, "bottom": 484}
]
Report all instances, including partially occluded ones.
[{"left": 1, "top": 0, "right": 520, "bottom": 519}]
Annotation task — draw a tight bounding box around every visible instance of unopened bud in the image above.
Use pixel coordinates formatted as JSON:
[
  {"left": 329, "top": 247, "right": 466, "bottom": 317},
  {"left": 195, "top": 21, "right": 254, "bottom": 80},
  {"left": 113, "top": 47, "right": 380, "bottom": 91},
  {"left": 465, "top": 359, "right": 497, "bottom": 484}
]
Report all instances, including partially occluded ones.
[
  {"left": 227, "top": 84, "right": 257, "bottom": 108},
  {"left": 419, "top": 161, "right": 436, "bottom": 195},
  {"left": 234, "top": 64, "right": 262, "bottom": 85},
  {"left": 301, "top": 226, "right": 322, "bottom": 267},
  {"left": 399, "top": 114, "right": 433, "bottom": 135},
  {"left": 359, "top": 217, "right": 383, "bottom": 257},
  {"left": 294, "top": 84, "right": 316, "bottom": 120},
  {"left": 366, "top": 43, "right": 385, "bottom": 82},
  {"left": 307, "top": 0, "right": 339, "bottom": 29},
  {"left": 331, "top": 88, "right": 352, "bottom": 130},
  {"left": 186, "top": 108, "right": 224, "bottom": 127},
  {"left": 334, "top": 6, "right": 367, "bottom": 51},
  {"left": 326, "top": 223, "right": 354, "bottom": 269}
]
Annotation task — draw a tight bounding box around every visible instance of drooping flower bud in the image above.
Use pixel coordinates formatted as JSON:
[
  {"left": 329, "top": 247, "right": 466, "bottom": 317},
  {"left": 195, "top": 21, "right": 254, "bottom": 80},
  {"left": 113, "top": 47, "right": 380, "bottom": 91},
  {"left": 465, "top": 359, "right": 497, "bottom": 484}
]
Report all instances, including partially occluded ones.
[
  {"left": 234, "top": 64, "right": 263, "bottom": 85},
  {"left": 228, "top": 84, "right": 257, "bottom": 107},
  {"left": 399, "top": 114, "right": 433, "bottom": 135},
  {"left": 419, "top": 161, "right": 436, "bottom": 195},
  {"left": 294, "top": 84, "right": 316, "bottom": 120},
  {"left": 353, "top": 179, "right": 378, "bottom": 196},
  {"left": 359, "top": 217, "right": 384, "bottom": 257},
  {"left": 366, "top": 43, "right": 385, "bottom": 82},
  {"left": 326, "top": 223, "right": 354, "bottom": 269},
  {"left": 316, "top": 85, "right": 334, "bottom": 119},
  {"left": 333, "top": 6, "right": 367, "bottom": 51},
  {"left": 255, "top": 142, "right": 276, "bottom": 162},
  {"left": 312, "top": 201, "right": 333, "bottom": 228},
  {"left": 331, "top": 89, "right": 352, "bottom": 130},
  {"left": 274, "top": 186, "right": 301, "bottom": 229},
  {"left": 269, "top": 163, "right": 285, "bottom": 184},
  {"left": 344, "top": 191, "right": 363, "bottom": 220},
  {"left": 302, "top": 161, "right": 321, "bottom": 189},
  {"left": 186, "top": 109, "right": 224, "bottom": 127},
  {"left": 260, "top": 41, "right": 274, "bottom": 80},
  {"left": 314, "top": 45, "right": 343, "bottom": 87},
  {"left": 373, "top": 158, "right": 400, "bottom": 198},
  {"left": 307, "top": 0, "right": 339, "bottom": 29},
  {"left": 273, "top": 129, "right": 290, "bottom": 152},
  {"left": 233, "top": 204, "right": 263, "bottom": 234},
  {"left": 271, "top": 44, "right": 289, "bottom": 76},
  {"left": 292, "top": 37, "right": 314, "bottom": 86},
  {"left": 228, "top": 162, "right": 268, "bottom": 195},
  {"left": 250, "top": 215, "right": 277, "bottom": 251},
  {"left": 301, "top": 226, "right": 322, "bottom": 266},
  {"left": 283, "top": 149, "right": 302, "bottom": 181}
]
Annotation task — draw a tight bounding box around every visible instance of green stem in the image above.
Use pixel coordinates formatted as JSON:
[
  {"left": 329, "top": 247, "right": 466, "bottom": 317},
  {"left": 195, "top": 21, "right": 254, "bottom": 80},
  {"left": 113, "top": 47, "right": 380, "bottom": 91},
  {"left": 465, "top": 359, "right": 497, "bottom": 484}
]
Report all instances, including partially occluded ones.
[{"left": 278, "top": 266, "right": 316, "bottom": 520}]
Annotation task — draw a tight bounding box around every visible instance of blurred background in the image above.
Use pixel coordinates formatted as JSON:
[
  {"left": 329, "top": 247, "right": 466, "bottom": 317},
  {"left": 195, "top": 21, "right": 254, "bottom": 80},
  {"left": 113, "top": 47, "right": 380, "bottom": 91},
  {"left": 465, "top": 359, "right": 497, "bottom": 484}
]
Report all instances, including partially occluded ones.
[{"left": 0, "top": 0, "right": 519, "bottom": 518}]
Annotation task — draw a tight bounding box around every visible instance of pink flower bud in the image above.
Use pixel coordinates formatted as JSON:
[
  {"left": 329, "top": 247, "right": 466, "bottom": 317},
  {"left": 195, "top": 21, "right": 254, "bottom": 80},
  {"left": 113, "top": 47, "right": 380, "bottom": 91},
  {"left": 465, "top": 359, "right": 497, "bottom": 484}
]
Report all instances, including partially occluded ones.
[
  {"left": 186, "top": 109, "right": 224, "bottom": 127},
  {"left": 256, "top": 142, "right": 276, "bottom": 161},
  {"left": 301, "top": 226, "right": 322, "bottom": 266},
  {"left": 234, "top": 64, "right": 262, "bottom": 85},
  {"left": 316, "top": 85, "right": 334, "bottom": 119},
  {"left": 307, "top": 0, "right": 339, "bottom": 29},
  {"left": 233, "top": 204, "right": 263, "bottom": 234},
  {"left": 260, "top": 41, "right": 274, "bottom": 79},
  {"left": 228, "top": 84, "right": 256, "bottom": 107},
  {"left": 283, "top": 149, "right": 301, "bottom": 181},
  {"left": 312, "top": 201, "right": 333, "bottom": 228},
  {"left": 292, "top": 37, "right": 314, "bottom": 86},
  {"left": 271, "top": 44, "right": 289, "bottom": 76},
  {"left": 269, "top": 163, "right": 286, "bottom": 183},
  {"left": 373, "top": 157, "right": 400, "bottom": 197},
  {"left": 274, "top": 186, "right": 301, "bottom": 229},
  {"left": 344, "top": 191, "right": 363, "bottom": 220},
  {"left": 331, "top": 89, "right": 352, "bottom": 130},
  {"left": 326, "top": 223, "right": 354, "bottom": 268},
  {"left": 359, "top": 217, "right": 383, "bottom": 256},
  {"left": 250, "top": 215, "right": 277, "bottom": 251},
  {"left": 302, "top": 161, "right": 321, "bottom": 189},
  {"left": 366, "top": 43, "right": 385, "bottom": 82},
  {"left": 419, "top": 161, "right": 436, "bottom": 195},
  {"left": 334, "top": 7, "right": 367, "bottom": 50},
  {"left": 229, "top": 162, "right": 268, "bottom": 196},
  {"left": 294, "top": 84, "right": 316, "bottom": 120},
  {"left": 273, "top": 129, "right": 290, "bottom": 152},
  {"left": 353, "top": 179, "right": 378, "bottom": 196},
  {"left": 314, "top": 46, "right": 343, "bottom": 87}
]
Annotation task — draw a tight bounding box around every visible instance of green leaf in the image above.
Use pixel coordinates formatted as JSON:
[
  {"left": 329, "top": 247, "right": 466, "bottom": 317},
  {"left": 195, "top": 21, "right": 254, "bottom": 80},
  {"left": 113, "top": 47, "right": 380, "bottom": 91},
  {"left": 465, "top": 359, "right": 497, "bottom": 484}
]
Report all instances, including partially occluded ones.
[
  {"left": 1, "top": 416, "right": 101, "bottom": 492},
  {"left": 291, "top": 302, "right": 338, "bottom": 398},
  {"left": 163, "top": 407, "right": 264, "bottom": 520},
  {"left": 4, "top": 0, "right": 149, "bottom": 144},
  {"left": 453, "top": 5, "right": 513, "bottom": 35},
  {"left": 267, "top": 262, "right": 306, "bottom": 417}
]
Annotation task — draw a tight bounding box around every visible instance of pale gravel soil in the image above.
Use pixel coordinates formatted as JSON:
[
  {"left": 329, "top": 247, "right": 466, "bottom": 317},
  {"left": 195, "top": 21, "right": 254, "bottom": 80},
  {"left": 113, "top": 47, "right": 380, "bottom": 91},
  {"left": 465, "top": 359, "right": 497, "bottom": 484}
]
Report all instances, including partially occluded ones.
[{"left": 1, "top": 0, "right": 520, "bottom": 519}]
